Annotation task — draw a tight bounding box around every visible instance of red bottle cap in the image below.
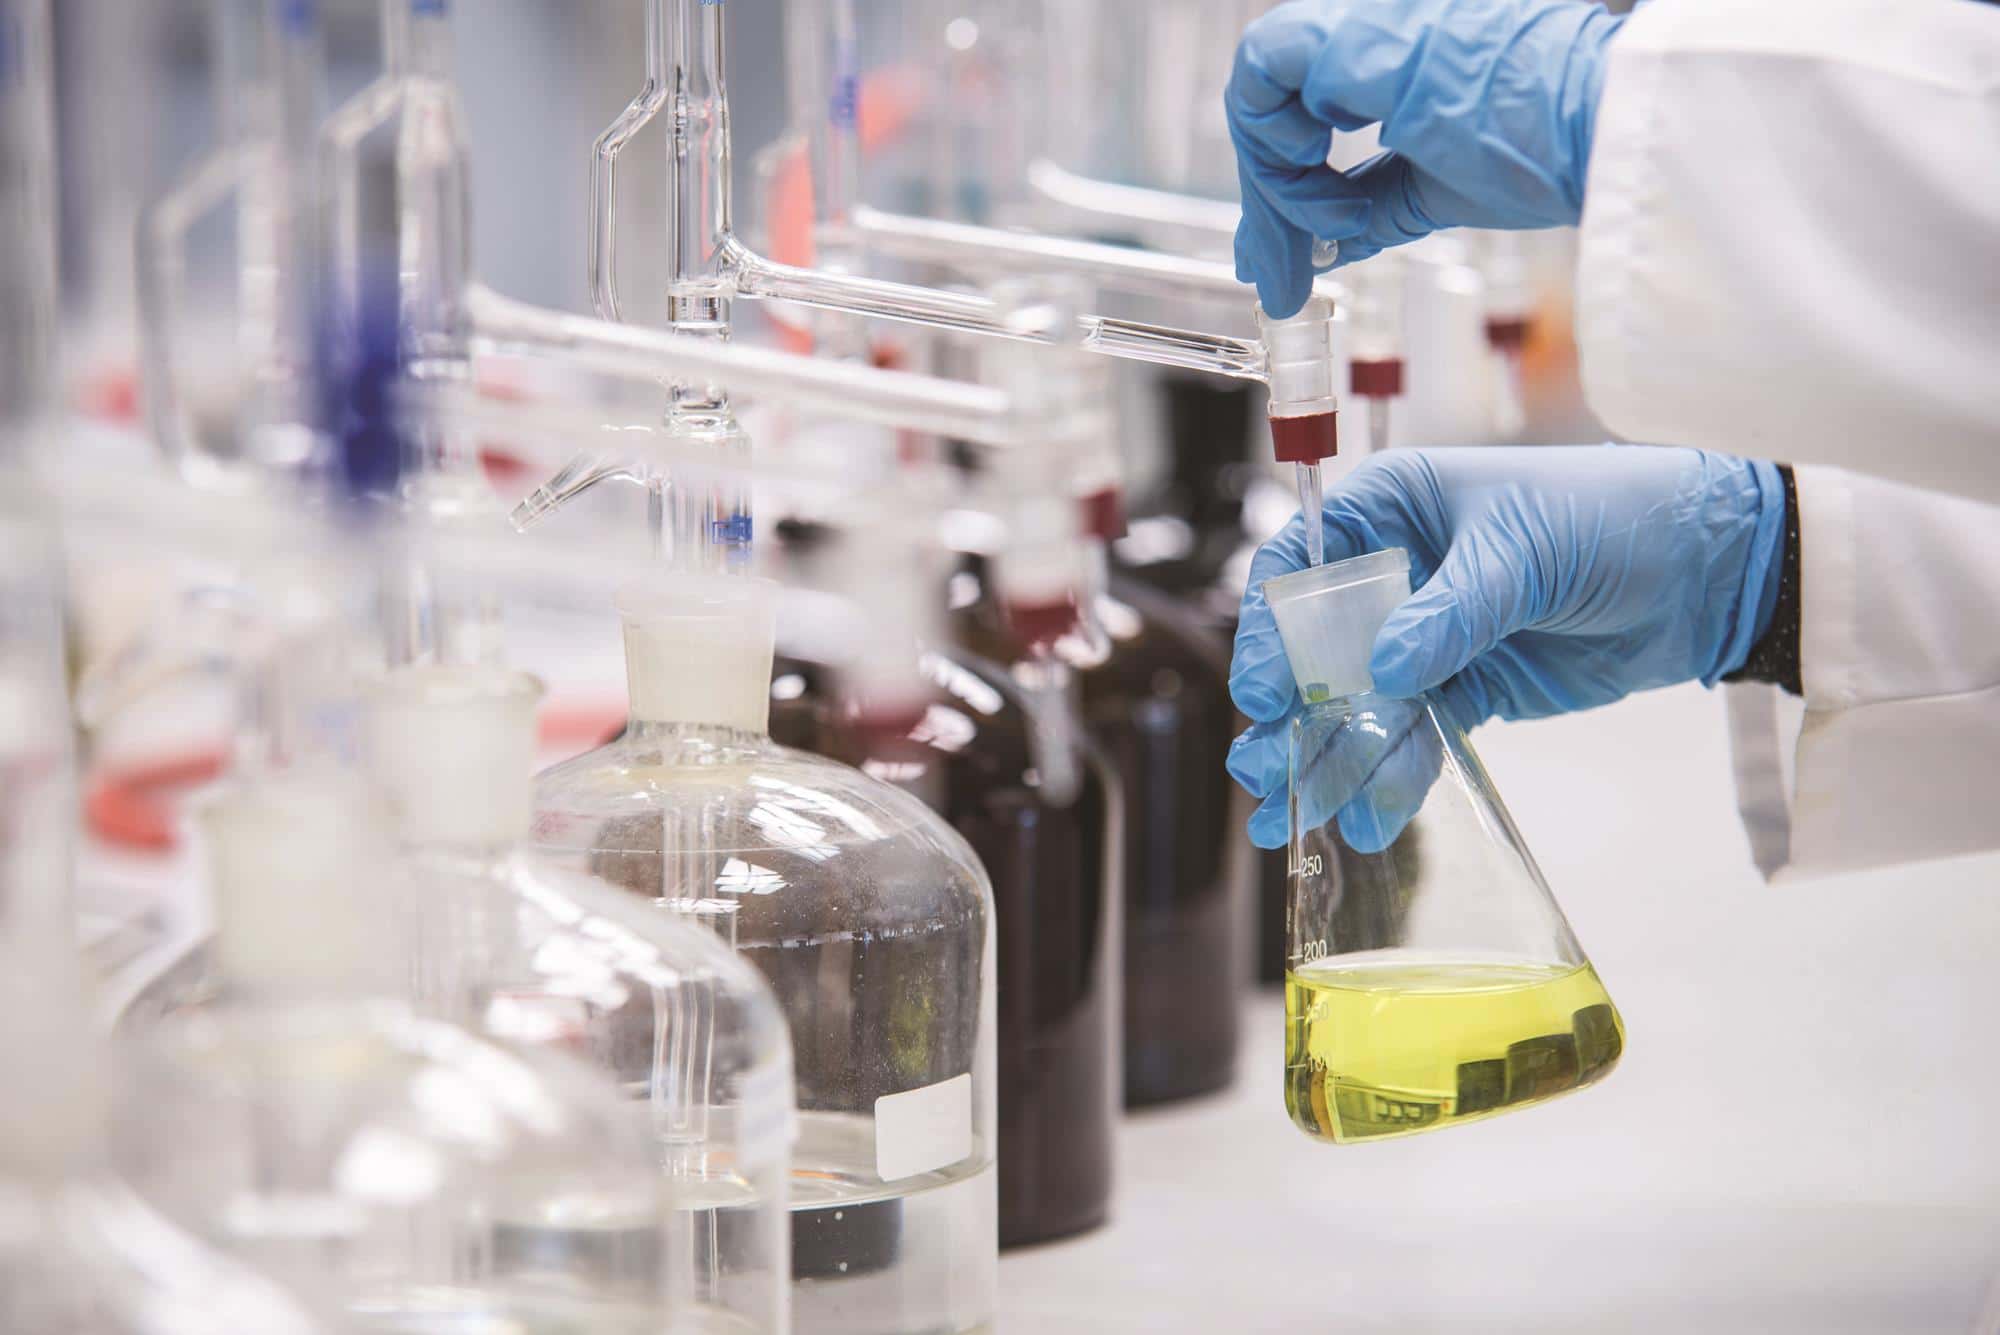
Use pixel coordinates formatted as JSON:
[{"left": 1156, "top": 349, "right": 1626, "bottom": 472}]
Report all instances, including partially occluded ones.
[
  {"left": 1269, "top": 411, "right": 1338, "bottom": 463},
  {"left": 851, "top": 698, "right": 931, "bottom": 746},
  {"left": 1078, "top": 486, "right": 1126, "bottom": 542},
  {"left": 1007, "top": 596, "right": 1079, "bottom": 651},
  {"left": 1484, "top": 316, "right": 1531, "bottom": 352},
  {"left": 1348, "top": 358, "right": 1405, "bottom": 399}
]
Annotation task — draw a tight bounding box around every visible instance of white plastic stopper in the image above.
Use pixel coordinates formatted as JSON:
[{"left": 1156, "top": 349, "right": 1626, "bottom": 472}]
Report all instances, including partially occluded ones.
[
  {"left": 619, "top": 576, "right": 777, "bottom": 733},
  {"left": 364, "top": 666, "right": 542, "bottom": 848},
  {"left": 202, "top": 771, "right": 392, "bottom": 997},
  {"left": 1256, "top": 295, "right": 1339, "bottom": 419},
  {"left": 1263, "top": 547, "right": 1412, "bottom": 702}
]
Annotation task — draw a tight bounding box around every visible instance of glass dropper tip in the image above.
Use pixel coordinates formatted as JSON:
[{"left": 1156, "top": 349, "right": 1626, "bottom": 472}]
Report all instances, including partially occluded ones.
[{"left": 1296, "top": 462, "right": 1326, "bottom": 568}]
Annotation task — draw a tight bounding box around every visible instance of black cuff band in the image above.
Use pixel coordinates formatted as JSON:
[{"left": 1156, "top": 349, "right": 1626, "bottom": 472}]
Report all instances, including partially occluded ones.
[{"left": 1722, "top": 463, "right": 1802, "bottom": 697}]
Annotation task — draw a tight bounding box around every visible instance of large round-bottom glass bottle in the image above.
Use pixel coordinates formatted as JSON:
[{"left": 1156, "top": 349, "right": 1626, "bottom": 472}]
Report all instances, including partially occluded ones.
[
  {"left": 113, "top": 771, "right": 686, "bottom": 1332},
  {"left": 1266, "top": 550, "right": 1624, "bottom": 1144},
  {"left": 363, "top": 665, "right": 795, "bottom": 1334},
  {"left": 532, "top": 579, "right": 997, "bottom": 1335}
]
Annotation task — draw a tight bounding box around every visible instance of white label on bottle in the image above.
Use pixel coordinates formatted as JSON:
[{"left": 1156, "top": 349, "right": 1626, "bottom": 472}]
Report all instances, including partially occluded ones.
[
  {"left": 874, "top": 1074, "right": 973, "bottom": 1182},
  {"left": 737, "top": 1062, "right": 796, "bottom": 1175}
]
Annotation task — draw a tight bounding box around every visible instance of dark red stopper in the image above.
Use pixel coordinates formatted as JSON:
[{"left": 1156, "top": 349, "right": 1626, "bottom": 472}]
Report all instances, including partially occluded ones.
[
  {"left": 1007, "top": 596, "right": 1079, "bottom": 651},
  {"left": 1078, "top": 486, "right": 1126, "bottom": 542},
  {"left": 1484, "top": 316, "right": 1532, "bottom": 352},
  {"left": 1348, "top": 358, "right": 1405, "bottom": 399},
  {"left": 851, "top": 698, "right": 931, "bottom": 746},
  {"left": 1269, "top": 410, "right": 1338, "bottom": 463}
]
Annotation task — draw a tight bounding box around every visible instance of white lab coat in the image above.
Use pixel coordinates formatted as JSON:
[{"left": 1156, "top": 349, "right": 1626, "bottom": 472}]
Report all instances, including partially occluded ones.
[{"left": 1573, "top": 0, "right": 2000, "bottom": 881}]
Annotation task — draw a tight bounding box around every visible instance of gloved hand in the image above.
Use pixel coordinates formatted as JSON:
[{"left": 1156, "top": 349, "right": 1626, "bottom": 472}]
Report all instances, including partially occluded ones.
[
  {"left": 1227, "top": 446, "right": 1788, "bottom": 849},
  {"left": 1227, "top": 0, "right": 1626, "bottom": 317}
]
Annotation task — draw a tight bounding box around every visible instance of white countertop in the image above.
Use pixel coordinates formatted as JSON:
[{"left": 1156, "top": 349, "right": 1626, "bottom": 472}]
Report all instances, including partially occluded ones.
[{"left": 999, "top": 683, "right": 2000, "bottom": 1333}]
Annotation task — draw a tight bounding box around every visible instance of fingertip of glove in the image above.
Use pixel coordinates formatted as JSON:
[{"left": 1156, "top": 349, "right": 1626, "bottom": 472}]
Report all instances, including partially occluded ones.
[
  {"left": 1336, "top": 804, "right": 1396, "bottom": 856},
  {"left": 1248, "top": 795, "right": 1289, "bottom": 850},
  {"left": 1228, "top": 672, "right": 1291, "bottom": 723},
  {"left": 1366, "top": 630, "right": 1425, "bottom": 700},
  {"left": 1224, "top": 728, "right": 1273, "bottom": 794},
  {"left": 1258, "top": 283, "right": 1308, "bottom": 321}
]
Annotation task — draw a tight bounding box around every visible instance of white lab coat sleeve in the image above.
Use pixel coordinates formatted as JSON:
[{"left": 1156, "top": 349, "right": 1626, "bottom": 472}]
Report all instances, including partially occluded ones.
[
  {"left": 1574, "top": 0, "right": 2000, "bottom": 505},
  {"left": 1728, "top": 465, "right": 2000, "bottom": 881}
]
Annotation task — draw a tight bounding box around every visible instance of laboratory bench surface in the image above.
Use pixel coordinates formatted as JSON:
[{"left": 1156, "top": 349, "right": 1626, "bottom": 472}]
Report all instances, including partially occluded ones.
[{"left": 997, "top": 684, "right": 2000, "bottom": 1334}]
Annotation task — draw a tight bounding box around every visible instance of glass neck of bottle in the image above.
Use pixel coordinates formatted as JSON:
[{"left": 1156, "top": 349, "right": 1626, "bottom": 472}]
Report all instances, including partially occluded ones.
[
  {"left": 624, "top": 716, "right": 765, "bottom": 747},
  {"left": 385, "top": 2, "right": 455, "bottom": 80}
]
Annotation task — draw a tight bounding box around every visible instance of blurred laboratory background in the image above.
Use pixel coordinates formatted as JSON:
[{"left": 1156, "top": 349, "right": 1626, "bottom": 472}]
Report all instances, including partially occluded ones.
[{"left": 3, "top": 0, "right": 1997, "bottom": 1332}]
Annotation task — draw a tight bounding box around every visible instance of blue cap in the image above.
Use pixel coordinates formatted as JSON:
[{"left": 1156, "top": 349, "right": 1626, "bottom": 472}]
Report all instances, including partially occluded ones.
[
  {"left": 278, "top": 0, "right": 318, "bottom": 36},
  {"left": 316, "top": 260, "right": 407, "bottom": 503}
]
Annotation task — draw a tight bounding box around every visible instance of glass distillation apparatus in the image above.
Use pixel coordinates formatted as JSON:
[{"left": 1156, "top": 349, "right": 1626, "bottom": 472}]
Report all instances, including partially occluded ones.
[{"left": 1262, "top": 549, "right": 1624, "bottom": 1143}]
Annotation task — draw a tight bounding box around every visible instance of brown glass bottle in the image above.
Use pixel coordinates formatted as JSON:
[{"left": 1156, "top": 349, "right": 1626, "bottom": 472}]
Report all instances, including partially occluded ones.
[
  {"left": 1117, "top": 378, "right": 1294, "bottom": 986},
  {"left": 956, "top": 556, "right": 1244, "bottom": 1107},
  {"left": 769, "top": 648, "right": 1123, "bottom": 1249}
]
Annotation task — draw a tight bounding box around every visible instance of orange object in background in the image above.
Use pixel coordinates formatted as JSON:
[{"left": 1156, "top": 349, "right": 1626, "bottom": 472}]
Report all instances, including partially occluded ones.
[
  {"left": 764, "top": 66, "right": 927, "bottom": 357},
  {"left": 85, "top": 749, "right": 230, "bottom": 852},
  {"left": 86, "top": 705, "right": 628, "bottom": 854},
  {"left": 77, "top": 366, "right": 141, "bottom": 425}
]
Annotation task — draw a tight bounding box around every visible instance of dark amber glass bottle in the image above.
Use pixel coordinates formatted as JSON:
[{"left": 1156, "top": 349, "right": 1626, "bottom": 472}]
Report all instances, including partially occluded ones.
[
  {"left": 955, "top": 552, "right": 1244, "bottom": 1107},
  {"left": 769, "top": 648, "right": 1123, "bottom": 1249},
  {"left": 1117, "top": 378, "right": 1295, "bottom": 986}
]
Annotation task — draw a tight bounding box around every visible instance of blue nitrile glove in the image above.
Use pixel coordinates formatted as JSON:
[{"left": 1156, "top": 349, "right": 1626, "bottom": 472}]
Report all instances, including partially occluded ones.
[
  {"left": 1227, "top": 446, "right": 1789, "bottom": 850},
  {"left": 1289, "top": 694, "right": 1444, "bottom": 855},
  {"left": 1227, "top": 0, "right": 1626, "bottom": 317}
]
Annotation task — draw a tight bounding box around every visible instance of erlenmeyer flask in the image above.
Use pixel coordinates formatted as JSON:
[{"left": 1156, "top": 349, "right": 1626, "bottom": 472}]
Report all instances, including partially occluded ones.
[{"left": 1265, "top": 549, "right": 1624, "bottom": 1145}]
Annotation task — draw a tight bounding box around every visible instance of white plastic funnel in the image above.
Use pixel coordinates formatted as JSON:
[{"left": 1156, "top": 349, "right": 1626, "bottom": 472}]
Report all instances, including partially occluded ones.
[{"left": 1262, "top": 547, "right": 1412, "bottom": 703}]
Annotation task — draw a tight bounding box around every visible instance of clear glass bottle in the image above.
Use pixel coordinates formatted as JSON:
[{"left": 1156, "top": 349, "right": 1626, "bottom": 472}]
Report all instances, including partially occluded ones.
[
  {"left": 361, "top": 664, "right": 795, "bottom": 1334},
  {"left": 532, "top": 577, "right": 997, "bottom": 1335},
  {"left": 111, "top": 770, "right": 686, "bottom": 1333},
  {"left": 1265, "top": 550, "right": 1624, "bottom": 1144},
  {"left": 0, "top": 551, "right": 330, "bottom": 1335}
]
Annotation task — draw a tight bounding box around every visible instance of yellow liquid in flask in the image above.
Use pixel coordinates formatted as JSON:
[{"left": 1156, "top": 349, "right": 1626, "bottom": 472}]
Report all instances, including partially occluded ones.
[{"left": 1284, "top": 958, "right": 1623, "bottom": 1144}]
